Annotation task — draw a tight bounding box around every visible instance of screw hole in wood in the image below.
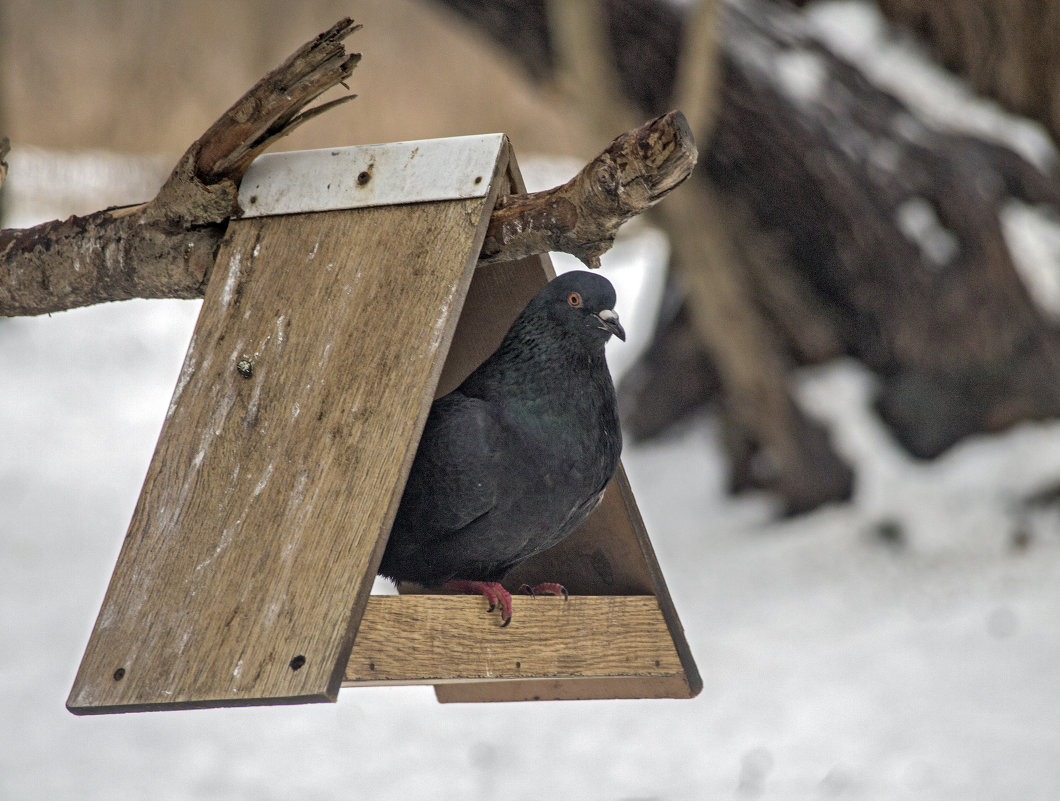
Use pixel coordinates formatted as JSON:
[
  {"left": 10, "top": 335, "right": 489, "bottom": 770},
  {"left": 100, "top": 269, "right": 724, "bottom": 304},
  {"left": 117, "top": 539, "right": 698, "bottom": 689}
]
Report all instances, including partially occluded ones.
[
  {"left": 113, "top": 667, "right": 126, "bottom": 681},
  {"left": 289, "top": 654, "right": 306, "bottom": 671}
]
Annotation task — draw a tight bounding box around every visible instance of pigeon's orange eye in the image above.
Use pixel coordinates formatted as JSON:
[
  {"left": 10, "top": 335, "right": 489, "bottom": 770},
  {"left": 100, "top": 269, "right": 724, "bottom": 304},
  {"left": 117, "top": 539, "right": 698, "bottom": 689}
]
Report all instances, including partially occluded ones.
[{"left": 568, "top": 292, "right": 582, "bottom": 307}]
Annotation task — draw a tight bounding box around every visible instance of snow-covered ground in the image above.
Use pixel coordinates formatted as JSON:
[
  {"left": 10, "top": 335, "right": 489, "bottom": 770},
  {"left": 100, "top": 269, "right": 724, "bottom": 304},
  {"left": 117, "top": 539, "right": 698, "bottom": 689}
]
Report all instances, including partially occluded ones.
[{"left": 3, "top": 3, "right": 1060, "bottom": 791}]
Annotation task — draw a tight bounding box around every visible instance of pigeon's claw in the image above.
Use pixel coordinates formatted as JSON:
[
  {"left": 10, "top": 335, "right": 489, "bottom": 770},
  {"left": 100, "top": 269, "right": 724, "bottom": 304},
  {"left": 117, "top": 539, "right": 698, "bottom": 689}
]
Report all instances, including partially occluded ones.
[
  {"left": 444, "top": 579, "right": 513, "bottom": 626},
  {"left": 520, "top": 582, "right": 569, "bottom": 600}
]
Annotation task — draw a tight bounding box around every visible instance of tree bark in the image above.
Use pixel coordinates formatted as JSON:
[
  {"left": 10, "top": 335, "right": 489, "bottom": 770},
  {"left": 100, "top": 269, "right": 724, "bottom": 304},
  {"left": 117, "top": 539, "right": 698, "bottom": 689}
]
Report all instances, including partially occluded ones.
[{"left": 708, "top": 0, "right": 1060, "bottom": 458}]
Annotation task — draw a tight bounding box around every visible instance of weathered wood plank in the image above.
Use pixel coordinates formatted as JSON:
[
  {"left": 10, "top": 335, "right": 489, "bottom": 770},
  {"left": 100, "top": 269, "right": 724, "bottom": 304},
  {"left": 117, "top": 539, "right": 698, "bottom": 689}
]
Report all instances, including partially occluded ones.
[
  {"left": 435, "top": 676, "right": 694, "bottom": 702},
  {"left": 68, "top": 184, "right": 502, "bottom": 712},
  {"left": 343, "top": 595, "right": 682, "bottom": 685}
]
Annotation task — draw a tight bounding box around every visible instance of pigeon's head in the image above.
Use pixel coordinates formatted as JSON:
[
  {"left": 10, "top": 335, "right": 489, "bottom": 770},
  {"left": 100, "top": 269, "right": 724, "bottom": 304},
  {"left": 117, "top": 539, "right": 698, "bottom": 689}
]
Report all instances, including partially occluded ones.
[{"left": 539, "top": 270, "right": 626, "bottom": 348}]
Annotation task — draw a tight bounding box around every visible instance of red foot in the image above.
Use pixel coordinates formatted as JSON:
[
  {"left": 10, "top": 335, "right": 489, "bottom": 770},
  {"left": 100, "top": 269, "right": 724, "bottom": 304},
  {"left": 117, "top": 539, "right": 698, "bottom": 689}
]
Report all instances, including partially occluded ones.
[
  {"left": 443, "top": 580, "right": 513, "bottom": 627},
  {"left": 519, "top": 582, "right": 569, "bottom": 600}
]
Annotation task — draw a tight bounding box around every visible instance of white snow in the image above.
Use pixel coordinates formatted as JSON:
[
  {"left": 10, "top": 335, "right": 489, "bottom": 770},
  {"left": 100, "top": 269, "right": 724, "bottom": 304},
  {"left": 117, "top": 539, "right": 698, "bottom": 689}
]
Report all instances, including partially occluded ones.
[
  {"left": 775, "top": 49, "right": 829, "bottom": 106},
  {"left": 1, "top": 146, "right": 168, "bottom": 227},
  {"left": 1002, "top": 200, "right": 1060, "bottom": 321},
  {"left": 894, "top": 196, "right": 960, "bottom": 267}
]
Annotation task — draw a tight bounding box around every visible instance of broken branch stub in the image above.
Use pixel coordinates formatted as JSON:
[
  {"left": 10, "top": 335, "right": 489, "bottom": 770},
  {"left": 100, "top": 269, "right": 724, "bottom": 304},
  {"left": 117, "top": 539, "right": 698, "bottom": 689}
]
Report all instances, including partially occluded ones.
[
  {"left": 0, "top": 137, "right": 9, "bottom": 192},
  {"left": 479, "top": 110, "right": 697, "bottom": 267},
  {"left": 151, "top": 16, "right": 363, "bottom": 229}
]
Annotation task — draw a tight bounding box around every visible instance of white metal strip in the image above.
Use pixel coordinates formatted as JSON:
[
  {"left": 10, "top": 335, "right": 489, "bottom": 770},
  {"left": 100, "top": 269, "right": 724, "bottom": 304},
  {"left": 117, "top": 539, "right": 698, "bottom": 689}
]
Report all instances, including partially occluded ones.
[{"left": 237, "top": 134, "right": 506, "bottom": 218}]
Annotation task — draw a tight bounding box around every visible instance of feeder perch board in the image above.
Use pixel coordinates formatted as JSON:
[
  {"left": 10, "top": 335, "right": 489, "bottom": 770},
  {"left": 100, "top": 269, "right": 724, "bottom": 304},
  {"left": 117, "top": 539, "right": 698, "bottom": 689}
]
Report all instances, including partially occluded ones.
[{"left": 67, "top": 134, "right": 701, "bottom": 714}]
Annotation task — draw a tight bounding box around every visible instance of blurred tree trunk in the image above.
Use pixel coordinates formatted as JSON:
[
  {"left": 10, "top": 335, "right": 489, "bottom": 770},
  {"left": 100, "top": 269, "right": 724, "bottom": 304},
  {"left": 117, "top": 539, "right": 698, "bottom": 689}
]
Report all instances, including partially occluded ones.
[
  {"left": 697, "top": 1, "right": 1060, "bottom": 459},
  {"left": 430, "top": 0, "right": 1060, "bottom": 506}
]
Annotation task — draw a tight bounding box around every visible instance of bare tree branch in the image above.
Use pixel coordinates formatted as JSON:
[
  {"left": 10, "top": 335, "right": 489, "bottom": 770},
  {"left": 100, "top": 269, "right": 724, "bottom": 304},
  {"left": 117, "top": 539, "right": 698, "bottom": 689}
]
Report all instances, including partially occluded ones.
[
  {"left": 0, "top": 18, "right": 361, "bottom": 317},
  {"left": 187, "top": 19, "right": 362, "bottom": 186}
]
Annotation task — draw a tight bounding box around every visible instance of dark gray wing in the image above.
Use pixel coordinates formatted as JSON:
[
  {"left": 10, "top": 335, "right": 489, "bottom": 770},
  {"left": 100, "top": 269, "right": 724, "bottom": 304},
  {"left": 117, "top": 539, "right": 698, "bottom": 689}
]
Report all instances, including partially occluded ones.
[{"left": 379, "top": 392, "right": 504, "bottom": 583}]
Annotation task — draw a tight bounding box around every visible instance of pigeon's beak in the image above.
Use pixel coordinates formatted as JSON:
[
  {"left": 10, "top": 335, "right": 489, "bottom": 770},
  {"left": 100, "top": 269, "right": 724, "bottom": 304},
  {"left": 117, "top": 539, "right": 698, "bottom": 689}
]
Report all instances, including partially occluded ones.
[{"left": 595, "top": 308, "right": 626, "bottom": 341}]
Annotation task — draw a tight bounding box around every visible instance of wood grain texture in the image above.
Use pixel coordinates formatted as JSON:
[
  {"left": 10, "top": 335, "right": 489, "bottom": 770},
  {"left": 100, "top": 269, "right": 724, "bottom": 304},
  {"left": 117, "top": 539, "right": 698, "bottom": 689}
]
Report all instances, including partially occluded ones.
[
  {"left": 68, "top": 183, "right": 501, "bottom": 712},
  {"left": 344, "top": 595, "right": 682, "bottom": 685},
  {"left": 435, "top": 676, "right": 693, "bottom": 702}
]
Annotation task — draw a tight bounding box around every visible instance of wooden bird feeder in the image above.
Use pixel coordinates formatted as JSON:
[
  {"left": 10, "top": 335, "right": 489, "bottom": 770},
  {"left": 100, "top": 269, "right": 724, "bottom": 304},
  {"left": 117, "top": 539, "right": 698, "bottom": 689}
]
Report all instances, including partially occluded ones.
[{"left": 67, "top": 132, "right": 701, "bottom": 713}]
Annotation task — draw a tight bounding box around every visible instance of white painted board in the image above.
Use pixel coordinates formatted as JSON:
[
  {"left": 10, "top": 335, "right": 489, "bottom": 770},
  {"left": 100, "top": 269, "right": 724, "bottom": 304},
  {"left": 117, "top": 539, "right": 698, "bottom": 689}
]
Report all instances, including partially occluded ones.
[{"left": 238, "top": 134, "right": 506, "bottom": 218}]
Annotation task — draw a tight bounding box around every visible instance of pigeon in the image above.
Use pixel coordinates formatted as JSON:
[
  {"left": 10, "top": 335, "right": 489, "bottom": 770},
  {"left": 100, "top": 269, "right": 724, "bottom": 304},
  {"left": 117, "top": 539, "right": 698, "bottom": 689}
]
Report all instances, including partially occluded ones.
[{"left": 378, "top": 270, "right": 626, "bottom": 625}]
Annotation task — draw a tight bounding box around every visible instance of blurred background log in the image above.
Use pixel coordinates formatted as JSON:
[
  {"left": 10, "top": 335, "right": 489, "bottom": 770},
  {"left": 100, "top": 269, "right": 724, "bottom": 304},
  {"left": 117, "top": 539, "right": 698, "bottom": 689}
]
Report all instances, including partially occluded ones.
[{"left": 693, "top": 0, "right": 1060, "bottom": 460}]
